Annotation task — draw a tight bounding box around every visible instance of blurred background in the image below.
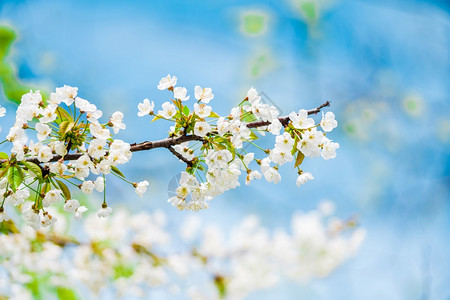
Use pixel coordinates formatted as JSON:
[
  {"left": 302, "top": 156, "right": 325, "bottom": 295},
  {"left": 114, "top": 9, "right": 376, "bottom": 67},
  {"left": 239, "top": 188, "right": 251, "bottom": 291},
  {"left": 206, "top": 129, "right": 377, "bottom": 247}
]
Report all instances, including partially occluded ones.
[{"left": 0, "top": 0, "right": 449, "bottom": 299}]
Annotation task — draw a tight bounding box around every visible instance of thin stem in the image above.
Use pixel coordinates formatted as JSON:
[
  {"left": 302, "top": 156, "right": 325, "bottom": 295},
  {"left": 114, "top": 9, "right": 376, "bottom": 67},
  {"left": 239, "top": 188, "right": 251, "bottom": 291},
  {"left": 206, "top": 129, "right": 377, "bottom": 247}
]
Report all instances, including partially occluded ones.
[
  {"left": 1, "top": 182, "right": 9, "bottom": 208},
  {"left": 110, "top": 171, "right": 135, "bottom": 186},
  {"left": 102, "top": 174, "right": 106, "bottom": 204},
  {"left": 243, "top": 139, "right": 267, "bottom": 152}
]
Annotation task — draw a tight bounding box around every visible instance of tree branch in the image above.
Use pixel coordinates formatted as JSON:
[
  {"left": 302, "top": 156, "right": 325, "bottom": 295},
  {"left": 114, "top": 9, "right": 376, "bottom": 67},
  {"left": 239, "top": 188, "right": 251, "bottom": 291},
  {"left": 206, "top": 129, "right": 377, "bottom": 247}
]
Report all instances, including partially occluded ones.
[
  {"left": 168, "top": 146, "right": 194, "bottom": 167},
  {"left": 246, "top": 101, "right": 331, "bottom": 128},
  {"left": 0, "top": 101, "right": 331, "bottom": 166}
]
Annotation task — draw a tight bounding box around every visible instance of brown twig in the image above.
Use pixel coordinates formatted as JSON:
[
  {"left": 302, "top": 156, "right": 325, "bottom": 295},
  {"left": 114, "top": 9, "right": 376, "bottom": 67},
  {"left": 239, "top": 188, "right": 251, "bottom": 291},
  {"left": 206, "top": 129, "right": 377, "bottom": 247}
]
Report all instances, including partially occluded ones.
[
  {"left": 168, "top": 146, "right": 194, "bottom": 167},
  {"left": 246, "top": 101, "right": 331, "bottom": 128}
]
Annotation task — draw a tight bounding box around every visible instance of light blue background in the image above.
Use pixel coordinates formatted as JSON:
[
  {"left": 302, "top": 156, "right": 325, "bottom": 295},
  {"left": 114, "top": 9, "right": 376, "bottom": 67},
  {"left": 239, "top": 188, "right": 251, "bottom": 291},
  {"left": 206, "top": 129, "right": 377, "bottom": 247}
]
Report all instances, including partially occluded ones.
[{"left": 0, "top": 0, "right": 449, "bottom": 299}]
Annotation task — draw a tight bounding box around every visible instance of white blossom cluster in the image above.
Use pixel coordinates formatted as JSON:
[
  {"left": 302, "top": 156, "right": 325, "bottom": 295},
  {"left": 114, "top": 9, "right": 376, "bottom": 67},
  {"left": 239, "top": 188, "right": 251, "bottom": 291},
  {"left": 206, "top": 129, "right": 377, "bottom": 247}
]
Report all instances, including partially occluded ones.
[
  {"left": 137, "top": 75, "right": 339, "bottom": 211},
  {"left": 0, "top": 87, "right": 149, "bottom": 229},
  {"left": 0, "top": 75, "right": 338, "bottom": 226},
  {"left": 0, "top": 202, "right": 365, "bottom": 299}
]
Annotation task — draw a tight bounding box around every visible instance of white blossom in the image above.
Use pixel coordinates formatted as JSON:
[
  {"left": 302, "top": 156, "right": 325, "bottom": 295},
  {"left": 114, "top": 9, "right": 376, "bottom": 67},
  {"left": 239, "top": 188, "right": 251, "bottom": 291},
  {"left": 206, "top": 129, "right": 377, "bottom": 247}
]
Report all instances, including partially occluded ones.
[
  {"left": 0, "top": 105, "right": 6, "bottom": 117},
  {"left": 0, "top": 210, "right": 9, "bottom": 221},
  {"left": 193, "top": 103, "right": 212, "bottom": 118},
  {"left": 158, "top": 102, "right": 177, "bottom": 119},
  {"left": 137, "top": 98, "right": 154, "bottom": 117},
  {"left": 43, "top": 189, "right": 63, "bottom": 207},
  {"left": 81, "top": 181, "right": 95, "bottom": 194},
  {"left": 194, "top": 86, "right": 214, "bottom": 103},
  {"left": 194, "top": 121, "right": 211, "bottom": 137},
  {"left": 89, "top": 122, "right": 110, "bottom": 140},
  {"left": 35, "top": 123, "right": 51, "bottom": 141},
  {"left": 74, "top": 206, "right": 88, "bottom": 220},
  {"left": 157, "top": 74, "right": 177, "bottom": 90},
  {"left": 110, "top": 111, "right": 126, "bottom": 134},
  {"left": 37, "top": 146, "right": 53, "bottom": 163},
  {"left": 135, "top": 180, "right": 149, "bottom": 197},
  {"left": 296, "top": 172, "right": 314, "bottom": 187},
  {"left": 320, "top": 112, "right": 338, "bottom": 132},
  {"left": 264, "top": 168, "right": 281, "bottom": 184},
  {"left": 268, "top": 118, "right": 282, "bottom": 135},
  {"left": 247, "top": 87, "right": 261, "bottom": 105},
  {"left": 321, "top": 141, "right": 340, "bottom": 160},
  {"left": 94, "top": 177, "right": 105, "bottom": 192},
  {"left": 54, "top": 85, "right": 78, "bottom": 106},
  {"left": 173, "top": 87, "right": 190, "bottom": 101},
  {"left": 64, "top": 199, "right": 81, "bottom": 213},
  {"left": 88, "top": 139, "right": 107, "bottom": 159},
  {"left": 23, "top": 208, "right": 41, "bottom": 230},
  {"left": 98, "top": 206, "right": 113, "bottom": 218},
  {"left": 289, "top": 109, "right": 315, "bottom": 129}
]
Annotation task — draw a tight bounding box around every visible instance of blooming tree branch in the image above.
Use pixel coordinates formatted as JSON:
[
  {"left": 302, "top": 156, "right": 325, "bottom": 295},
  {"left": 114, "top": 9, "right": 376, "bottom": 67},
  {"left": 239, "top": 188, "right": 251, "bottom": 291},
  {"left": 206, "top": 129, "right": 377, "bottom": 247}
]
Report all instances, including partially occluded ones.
[
  {"left": 0, "top": 75, "right": 340, "bottom": 230},
  {"left": 0, "top": 101, "right": 330, "bottom": 166}
]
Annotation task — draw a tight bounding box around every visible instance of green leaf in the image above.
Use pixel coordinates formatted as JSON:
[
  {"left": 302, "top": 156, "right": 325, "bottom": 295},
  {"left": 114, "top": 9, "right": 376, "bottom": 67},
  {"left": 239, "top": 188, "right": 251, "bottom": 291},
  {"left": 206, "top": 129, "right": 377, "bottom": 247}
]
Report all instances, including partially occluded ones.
[
  {"left": 7, "top": 166, "right": 23, "bottom": 191},
  {"left": 55, "top": 179, "right": 71, "bottom": 200},
  {"left": 111, "top": 165, "right": 125, "bottom": 178},
  {"left": 24, "top": 274, "right": 42, "bottom": 300},
  {"left": 0, "top": 152, "right": 8, "bottom": 159},
  {"left": 214, "top": 276, "right": 227, "bottom": 299},
  {"left": 59, "top": 121, "right": 74, "bottom": 137},
  {"left": 209, "top": 111, "right": 220, "bottom": 118},
  {"left": 294, "top": 151, "right": 305, "bottom": 168},
  {"left": 56, "top": 107, "right": 73, "bottom": 122},
  {"left": 55, "top": 287, "right": 79, "bottom": 300},
  {"left": 241, "top": 113, "right": 257, "bottom": 123},
  {"left": 21, "top": 161, "right": 43, "bottom": 181},
  {"left": 292, "top": 136, "right": 299, "bottom": 155},
  {"left": 151, "top": 115, "right": 161, "bottom": 122},
  {"left": 182, "top": 105, "right": 190, "bottom": 116},
  {"left": 249, "top": 131, "right": 259, "bottom": 141},
  {"left": 113, "top": 263, "right": 134, "bottom": 279}
]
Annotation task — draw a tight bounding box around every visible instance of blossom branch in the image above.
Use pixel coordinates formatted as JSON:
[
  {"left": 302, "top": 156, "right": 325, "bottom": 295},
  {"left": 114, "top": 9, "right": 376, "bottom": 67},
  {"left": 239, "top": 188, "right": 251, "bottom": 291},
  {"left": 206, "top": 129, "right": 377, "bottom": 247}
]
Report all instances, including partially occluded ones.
[
  {"left": 0, "top": 78, "right": 339, "bottom": 220},
  {"left": 0, "top": 101, "right": 331, "bottom": 166}
]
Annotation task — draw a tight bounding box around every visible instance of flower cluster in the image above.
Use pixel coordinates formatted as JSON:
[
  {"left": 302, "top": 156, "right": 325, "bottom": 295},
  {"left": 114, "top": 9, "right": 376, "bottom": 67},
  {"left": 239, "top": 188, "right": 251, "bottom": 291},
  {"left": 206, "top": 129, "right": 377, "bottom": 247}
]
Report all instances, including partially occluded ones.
[
  {"left": 0, "top": 87, "right": 148, "bottom": 229},
  {"left": 137, "top": 75, "right": 339, "bottom": 211},
  {"left": 0, "top": 202, "right": 365, "bottom": 300}
]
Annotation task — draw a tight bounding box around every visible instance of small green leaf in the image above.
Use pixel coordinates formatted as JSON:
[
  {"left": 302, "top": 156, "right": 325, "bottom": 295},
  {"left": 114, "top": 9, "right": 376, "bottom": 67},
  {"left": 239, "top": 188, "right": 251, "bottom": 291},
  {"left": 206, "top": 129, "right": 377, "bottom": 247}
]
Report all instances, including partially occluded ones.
[
  {"left": 214, "top": 275, "right": 227, "bottom": 299},
  {"left": 182, "top": 105, "right": 190, "bottom": 116},
  {"left": 292, "top": 136, "right": 299, "bottom": 155},
  {"left": 241, "top": 113, "right": 257, "bottom": 123},
  {"left": 249, "top": 131, "right": 259, "bottom": 141},
  {"left": 0, "top": 152, "right": 9, "bottom": 159},
  {"left": 56, "top": 107, "right": 73, "bottom": 122},
  {"left": 209, "top": 111, "right": 220, "bottom": 118},
  {"left": 113, "top": 263, "right": 134, "bottom": 279},
  {"left": 111, "top": 165, "right": 125, "bottom": 178},
  {"left": 7, "top": 166, "right": 23, "bottom": 191},
  {"left": 59, "top": 121, "right": 74, "bottom": 137},
  {"left": 55, "top": 179, "right": 71, "bottom": 200},
  {"left": 151, "top": 115, "right": 161, "bottom": 122},
  {"left": 21, "top": 161, "right": 43, "bottom": 181},
  {"left": 55, "top": 286, "right": 79, "bottom": 300},
  {"left": 294, "top": 151, "right": 305, "bottom": 168}
]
